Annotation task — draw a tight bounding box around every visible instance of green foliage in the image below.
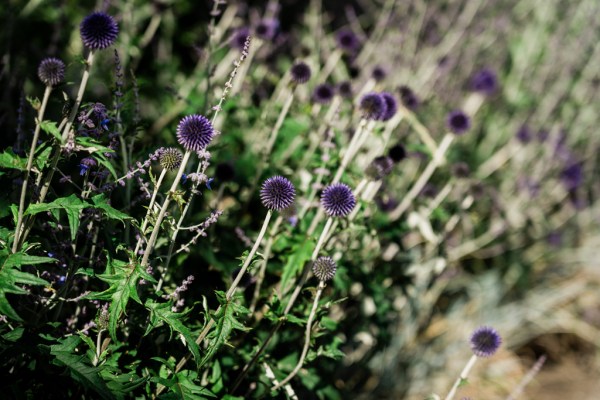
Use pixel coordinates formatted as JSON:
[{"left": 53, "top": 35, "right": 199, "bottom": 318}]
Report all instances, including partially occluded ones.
[{"left": 0, "top": 249, "right": 52, "bottom": 321}]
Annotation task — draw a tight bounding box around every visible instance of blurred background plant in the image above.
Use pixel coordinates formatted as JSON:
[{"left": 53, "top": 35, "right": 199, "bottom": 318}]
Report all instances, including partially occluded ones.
[{"left": 0, "top": 0, "right": 599, "bottom": 399}]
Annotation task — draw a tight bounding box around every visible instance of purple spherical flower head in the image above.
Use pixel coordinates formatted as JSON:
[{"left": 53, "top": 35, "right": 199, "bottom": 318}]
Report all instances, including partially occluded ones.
[
  {"left": 290, "top": 62, "right": 311, "bottom": 84},
  {"left": 230, "top": 27, "right": 250, "bottom": 50},
  {"left": 255, "top": 18, "right": 279, "bottom": 40},
  {"left": 338, "top": 81, "right": 353, "bottom": 98},
  {"left": 359, "top": 92, "right": 388, "bottom": 120},
  {"left": 321, "top": 183, "right": 356, "bottom": 217},
  {"left": 560, "top": 161, "right": 583, "bottom": 191},
  {"left": 313, "top": 83, "right": 335, "bottom": 104},
  {"left": 38, "top": 57, "right": 65, "bottom": 87},
  {"left": 260, "top": 176, "right": 296, "bottom": 211},
  {"left": 470, "top": 68, "right": 498, "bottom": 95},
  {"left": 336, "top": 29, "right": 360, "bottom": 52},
  {"left": 399, "top": 85, "right": 420, "bottom": 110},
  {"left": 372, "top": 65, "right": 387, "bottom": 82},
  {"left": 388, "top": 143, "right": 406, "bottom": 163},
  {"left": 312, "top": 256, "right": 337, "bottom": 282},
  {"left": 470, "top": 326, "right": 501, "bottom": 357},
  {"left": 380, "top": 92, "right": 398, "bottom": 121},
  {"left": 176, "top": 115, "right": 214, "bottom": 152},
  {"left": 80, "top": 12, "right": 119, "bottom": 50},
  {"left": 446, "top": 110, "right": 470, "bottom": 135},
  {"left": 516, "top": 124, "right": 532, "bottom": 143}
]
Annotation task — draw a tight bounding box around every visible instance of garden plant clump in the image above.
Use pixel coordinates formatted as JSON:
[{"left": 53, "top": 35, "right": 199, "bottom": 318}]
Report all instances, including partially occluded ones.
[{"left": 0, "top": 1, "right": 599, "bottom": 399}]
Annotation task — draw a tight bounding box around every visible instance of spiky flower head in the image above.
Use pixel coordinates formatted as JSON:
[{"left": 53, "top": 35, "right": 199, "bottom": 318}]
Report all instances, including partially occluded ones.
[
  {"left": 470, "top": 326, "right": 502, "bottom": 357},
  {"left": 80, "top": 12, "right": 119, "bottom": 50},
  {"left": 338, "top": 81, "right": 353, "bottom": 98},
  {"left": 380, "top": 92, "right": 398, "bottom": 121},
  {"left": 399, "top": 85, "right": 420, "bottom": 110},
  {"left": 159, "top": 147, "right": 184, "bottom": 171},
  {"left": 312, "top": 256, "right": 337, "bottom": 282},
  {"left": 336, "top": 29, "right": 360, "bottom": 52},
  {"left": 372, "top": 65, "right": 387, "bottom": 82},
  {"left": 366, "top": 156, "right": 394, "bottom": 180},
  {"left": 38, "top": 57, "right": 65, "bottom": 87},
  {"left": 321, "top": 183, "right": 356, "bottom": 217},
  {"left": 388, "top": 143, "right": 407, "bottom": 163},
  {"left": 290, "top": 61, "right": 311, "bottom": 84},
  {"left": 359, "top": 92, "right": 387, "bottom": 120},
  {"left": 313, "top": 83, "right": 335, "bottom": 104},
  {"left": 176, "top": 114, "right": 214, "bottom": 152},
  {"left": 255, "top": 18, "right": 279, "bottom": 40},
  {"left": 260, "top": 176, "right": 296, "bottom": 211},
  {"left": 470, "top": 68, "right": 498, "bottom": 95},
  {"left": 446, "top": 110, "right": 470, "bottom": 135}
]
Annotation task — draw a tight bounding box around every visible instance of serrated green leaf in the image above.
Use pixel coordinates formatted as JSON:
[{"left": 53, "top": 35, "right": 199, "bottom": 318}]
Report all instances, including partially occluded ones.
[
  {"left": 85, "top": 256, "right": 144, "bottom": 340},
  {"left": 40, "top": 120, "right": 62, "bottom": 141},
  {"left": 91, "top": 194, "right": 131, "bottom": 224},
  {"left": 145, "top": 300, "right": 201, "bottom": 366},
  {"left": 199, "top": 292, "right": 250, "bottom": 369},
  {"left": 0, "top": 147, "right": 27, "bottom": 170},
  {"left": 49, "top": 336, "right": 115, "bottom": 400},
  {"left": 0, "top": 250, "right": 51, "bottom": 321},
  {"left": 25, "top": 194, "right": 87, "bottom": 241},
  {"left": 159, "top": 370, "right": 217, "bottom": 399},
  {"left": 280, "top": 239, "right": 312, "bottom": 295}
]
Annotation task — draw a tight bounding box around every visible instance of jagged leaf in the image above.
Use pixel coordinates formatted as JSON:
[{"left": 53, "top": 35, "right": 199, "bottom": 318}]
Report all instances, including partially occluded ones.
[
  {"left": 49, "top": 336, "right": 115, "bottom": 400},
  {"left": 199, "top": 291, "right": 250, "bottom": 369},
  {"left": 145, "top": 300, "right": 201, "bottom": 366}
]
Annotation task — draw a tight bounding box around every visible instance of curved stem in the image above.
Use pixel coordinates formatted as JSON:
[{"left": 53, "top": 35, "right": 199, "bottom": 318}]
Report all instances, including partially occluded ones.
[
  {"left": 133, "top": 168, "right": 168, "bottom": 255},
  {"left": 444, "top": 354, "right": 478, "bottom": 400},
  {"left": 170, "top": 209, "right": 273, "bottom": 377},
  {"left": 13, "top": 85, "right": 52, "bottom": 253},
  {"left": 273, "top": 280, "right": 326, "bottom": 391},
  {"left": 140, "top": 151, "right": 191, "bottom": 268}
]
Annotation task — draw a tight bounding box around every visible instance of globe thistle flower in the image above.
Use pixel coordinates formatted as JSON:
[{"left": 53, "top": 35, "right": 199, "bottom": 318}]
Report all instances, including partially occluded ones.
[
  {"left": 560, "top": 161, "right": 583, "bottom": 191},
  {"left": 359, "top": 92, "right": 387, "bottom": 120},
  {"left": 470, "top": 326, "right": 502, "bottom": 357},
  {"left": 312, "top": 83, "right": 335, "bottom": 104},
  {"left": 321, "top": 183, "right": 356, "bottom": 217},
  {"left": 516, "top": 124, "right": 532, "bottom": 143},
  {"left": 398, "top": 85, "right": 419, "bottom": 110},
  {"left": 159, "top": 147, "right": 184, "bottom": 171},
  {"left": 37, "top": 57, "right": 66, "bottom": 87},
  {"left": 230, "top": 27, "right": 250, "bottom": 50},
  {"left": 366, "top": 156, "right": 394, "bottom": 180},
  {"left": 176, "top": 114, "right": 214, "bottom": 152},
  {"left": 451, "top": 162, "right": 471, "bottom": 178},
  {"left": 470, "top": 68, "right": 498, "bottom": 95},
  {"left": 80, "top": 12, "right": 119, "bottom": 50},
  {"left": 255, "top": 18, "right": 279, "bottom": 40},
  {"left": 446, "top": 110, "right": 471, "bottom": 135},
  {"left": 260, "top": 176, "right": 296, "bottom": 211},
  {"left": 336, "top": 29, "right": 360, "bottom": 53},
  {"left": 380, "top": 92, "right": 398, "bottom": 121},
  {"left": 312, "top": 256, "right": 337, "bottom": 282},
  {"left": 338, "top": 81, "right": 353, "bottom": 98},
  {"left": 290, "top": 62, "right": 311, "bottom": 84},
  {"left": 372, "top": 65, "right": 387, "bottom": 82},
  {"left": 388, "top": 143, "right": 407, "bottom": 163}
]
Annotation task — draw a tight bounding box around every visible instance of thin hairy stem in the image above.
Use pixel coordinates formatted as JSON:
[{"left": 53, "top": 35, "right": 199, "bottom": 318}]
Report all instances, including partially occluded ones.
[
  {"left": 272, "top": 279, "right": 326, "bottom": 391},
  {"left": 13, "top": 85, "right": 52, "bottom": 253},
  {"left": 444, "top": 354, "right": 478, "bottom": 400}
]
